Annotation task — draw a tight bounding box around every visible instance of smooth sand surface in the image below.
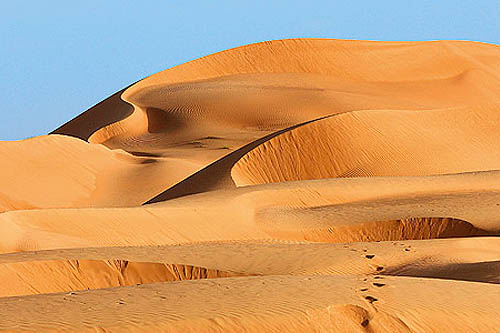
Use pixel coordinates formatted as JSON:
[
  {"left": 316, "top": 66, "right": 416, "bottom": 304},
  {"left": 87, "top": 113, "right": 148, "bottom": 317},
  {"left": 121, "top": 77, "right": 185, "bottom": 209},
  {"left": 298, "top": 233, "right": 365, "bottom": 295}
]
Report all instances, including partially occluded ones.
[
  {"left": 0, "top": 135, "right": 202, "bottom": 211},
  {"left": 2, "top": 38, "right": 500, "bottom": 331}
]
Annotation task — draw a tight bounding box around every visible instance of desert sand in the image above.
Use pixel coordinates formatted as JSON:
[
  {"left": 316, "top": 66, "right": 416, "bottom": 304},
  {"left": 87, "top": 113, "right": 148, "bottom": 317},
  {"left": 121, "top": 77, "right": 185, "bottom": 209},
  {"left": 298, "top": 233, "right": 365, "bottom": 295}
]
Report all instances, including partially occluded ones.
[{"left": 2, "top": 38, "right": 500, "bottom": 332}]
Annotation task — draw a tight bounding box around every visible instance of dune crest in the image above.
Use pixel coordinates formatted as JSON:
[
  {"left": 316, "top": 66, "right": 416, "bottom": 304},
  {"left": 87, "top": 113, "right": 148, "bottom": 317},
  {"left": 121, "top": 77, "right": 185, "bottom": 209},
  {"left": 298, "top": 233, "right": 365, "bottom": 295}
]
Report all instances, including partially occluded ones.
[{"left": 3, "top": 38, "right": 500, "bottom": 331}]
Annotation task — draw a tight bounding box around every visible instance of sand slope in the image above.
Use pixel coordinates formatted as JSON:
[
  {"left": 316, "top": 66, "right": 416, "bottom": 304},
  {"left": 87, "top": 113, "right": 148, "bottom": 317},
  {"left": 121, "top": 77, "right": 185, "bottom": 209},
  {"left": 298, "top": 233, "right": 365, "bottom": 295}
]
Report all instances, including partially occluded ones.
[
  {"left": 1, "top": 171, "right": 500, "bottom": 254},
  {"left": 0, "top": 237, "right": 499, "bottom": 297},
  {"left": 1, "top": 276, "right": 500, "bottom": 332},
  {"left": 2, "top": 38, "right": 500, "bottom": 331},
  {"left": 0, "top": 135, "right": 202, "bottom": 212},
  {"left": 233, "top": 104, "right": 500, "bottom": 184}
]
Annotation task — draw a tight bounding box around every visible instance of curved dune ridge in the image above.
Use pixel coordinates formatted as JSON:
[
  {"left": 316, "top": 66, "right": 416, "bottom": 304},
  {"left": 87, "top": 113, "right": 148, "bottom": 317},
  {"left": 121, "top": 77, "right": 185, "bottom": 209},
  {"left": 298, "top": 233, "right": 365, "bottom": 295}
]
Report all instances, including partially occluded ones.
[{"left": 2, "top": 38, "right": 500, "bottom": 331}]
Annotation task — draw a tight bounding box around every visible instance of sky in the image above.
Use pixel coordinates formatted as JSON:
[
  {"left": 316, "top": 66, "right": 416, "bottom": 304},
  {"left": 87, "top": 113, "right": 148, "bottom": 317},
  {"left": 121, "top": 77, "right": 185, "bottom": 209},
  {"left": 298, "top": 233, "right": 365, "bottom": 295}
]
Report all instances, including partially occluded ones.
[{"left": 1, "top": 0, "right": 499, "bottom": 140}]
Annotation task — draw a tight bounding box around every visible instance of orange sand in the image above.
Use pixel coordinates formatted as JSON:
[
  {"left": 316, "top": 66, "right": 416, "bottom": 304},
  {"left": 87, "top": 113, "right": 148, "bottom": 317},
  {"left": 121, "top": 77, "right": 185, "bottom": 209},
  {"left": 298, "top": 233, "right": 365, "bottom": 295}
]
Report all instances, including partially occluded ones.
[{"left": 2, "top": 38, "right": 500, "bottom": 332}]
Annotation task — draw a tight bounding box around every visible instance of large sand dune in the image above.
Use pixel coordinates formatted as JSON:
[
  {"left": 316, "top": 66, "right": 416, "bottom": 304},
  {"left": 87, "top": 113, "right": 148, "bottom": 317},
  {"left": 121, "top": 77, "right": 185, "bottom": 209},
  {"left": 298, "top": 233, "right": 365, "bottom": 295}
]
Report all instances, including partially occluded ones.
[{"left": 2, "top": 38, "right": 500, "bottom": 331}]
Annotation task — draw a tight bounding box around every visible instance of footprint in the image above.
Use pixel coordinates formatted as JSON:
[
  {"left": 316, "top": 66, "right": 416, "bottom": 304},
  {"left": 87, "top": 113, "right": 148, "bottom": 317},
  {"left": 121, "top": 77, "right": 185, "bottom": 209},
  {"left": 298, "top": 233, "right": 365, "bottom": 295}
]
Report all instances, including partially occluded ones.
[
  {"left": 365, "top": 254, "right": 375, "bottom": 259},
  {"left": 364, "top": 296, "right": 378, "bottom": 304},
  {"left": 373, "top": 283, "right": 385, "bottom": 287}
]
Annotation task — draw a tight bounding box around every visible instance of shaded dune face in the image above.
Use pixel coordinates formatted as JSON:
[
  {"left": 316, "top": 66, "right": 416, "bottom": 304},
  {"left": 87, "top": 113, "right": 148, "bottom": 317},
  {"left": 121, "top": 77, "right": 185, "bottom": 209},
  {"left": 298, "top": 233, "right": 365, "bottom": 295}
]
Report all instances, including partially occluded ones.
[
  {"left": 3, "top": 39, "right": 500, "bottom": 331},
  {"left": 51, "top": 84, "right": 136, "bottom": 141}
]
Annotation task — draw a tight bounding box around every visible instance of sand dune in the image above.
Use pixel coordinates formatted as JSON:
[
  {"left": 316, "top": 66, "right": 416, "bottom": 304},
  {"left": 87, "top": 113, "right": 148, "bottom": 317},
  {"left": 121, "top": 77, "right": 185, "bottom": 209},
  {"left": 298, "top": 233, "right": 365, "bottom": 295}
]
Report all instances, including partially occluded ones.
[
  {"left": 51, "top": 84, "right": 136, "bottom": 141},
  {"left": 51, "top": 39, "right": 500, "bottom": 186},
  {"left": 1, "top": 237, "right": 499, "bottom": 298},
  {"left": 1, "top": 171, "right": 500, "bottom": 254},
  {"left": 0, "top": 259, "right": 245, "bottom": 297},
  {"left": 147, "top": 104, "right": 500, "bottom": 202},
  {"left": 0, "top": 135, "right": 202, "bottom": 212},
  {"left": 1, "top": 275, "right": 500, "bottom": 332},
  {"left": 233, "top": 104, "right": 500, "bottom": 184},
  {"left": 2, "top": 38, "right": 500, "bottom": 331}
]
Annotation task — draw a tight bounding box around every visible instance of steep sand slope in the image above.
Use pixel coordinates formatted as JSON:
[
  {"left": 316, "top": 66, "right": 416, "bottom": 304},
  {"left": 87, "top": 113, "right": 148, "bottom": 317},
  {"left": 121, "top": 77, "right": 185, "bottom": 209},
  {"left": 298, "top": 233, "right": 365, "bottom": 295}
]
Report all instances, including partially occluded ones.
[
  {"left": 7, "top": 101, "right": 499, "bottom": 213},
  {"left": 52, "top": 39, "right": 500, "bottom": 172},
  {"left": 233, "top": 104, "right": 500, "bottom": 184},
  {"left": 51, "top": 84, "right": 135, "bottom": 141},
  {"left": 148, "top": 104, "right": 500, "bottom": 202},
  {"left": 2, "top": 38, "right": 500, "bottom": 332},
  {"left": 99, "top": 39, "right": 500, "bottom": 150}
]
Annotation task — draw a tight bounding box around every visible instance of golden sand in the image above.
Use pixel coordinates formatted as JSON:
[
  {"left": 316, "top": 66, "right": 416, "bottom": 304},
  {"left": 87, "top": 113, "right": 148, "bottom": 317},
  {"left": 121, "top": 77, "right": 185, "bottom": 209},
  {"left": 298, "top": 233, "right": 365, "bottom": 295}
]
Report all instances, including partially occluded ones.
[{"left": 2, "top": 39, "right": 500, "bottom": 332}]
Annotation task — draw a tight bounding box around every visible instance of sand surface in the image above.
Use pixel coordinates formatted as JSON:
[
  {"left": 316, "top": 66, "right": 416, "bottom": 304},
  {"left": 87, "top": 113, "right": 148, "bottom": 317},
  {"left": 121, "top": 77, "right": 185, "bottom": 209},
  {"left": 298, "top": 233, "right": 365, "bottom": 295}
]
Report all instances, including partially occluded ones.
[{"left": 3, "top": 38, "right": 500, "bottom": 331}]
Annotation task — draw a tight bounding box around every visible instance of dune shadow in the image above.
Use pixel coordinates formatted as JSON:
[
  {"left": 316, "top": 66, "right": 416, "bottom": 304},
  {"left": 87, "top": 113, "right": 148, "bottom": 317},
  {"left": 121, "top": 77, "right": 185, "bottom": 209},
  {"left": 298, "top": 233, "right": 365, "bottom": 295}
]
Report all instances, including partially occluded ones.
[
  {"left": 384, "top": 260, "right": 500, "bottom": 284},
  {"left": 50, "top": 82, "right": 139, "bottom": 141},
  {"left": 143, "top": 115, "right": 332, "bottom": 204}
]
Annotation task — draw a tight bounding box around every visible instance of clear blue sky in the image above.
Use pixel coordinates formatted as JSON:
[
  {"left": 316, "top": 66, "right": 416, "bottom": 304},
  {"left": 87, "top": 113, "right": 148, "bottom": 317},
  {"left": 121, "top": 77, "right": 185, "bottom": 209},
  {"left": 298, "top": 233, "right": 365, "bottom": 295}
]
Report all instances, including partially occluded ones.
[{"left": 1, "top": 1, "right": 499, "bottom": 140}]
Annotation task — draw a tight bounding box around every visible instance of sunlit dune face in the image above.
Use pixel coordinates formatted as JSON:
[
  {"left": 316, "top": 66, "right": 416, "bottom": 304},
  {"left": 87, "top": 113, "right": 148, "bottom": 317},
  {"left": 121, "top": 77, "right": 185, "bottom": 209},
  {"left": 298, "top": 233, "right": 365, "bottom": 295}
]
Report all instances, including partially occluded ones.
[
  {"left": 231, "top": 105, "right": 500, "bottom": 185},
  {"left": 113, "top": 69, "right": 500, "bottom": 142},
  {"left": 3, "top": 39, "right": 500, "bottom": 332}
]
